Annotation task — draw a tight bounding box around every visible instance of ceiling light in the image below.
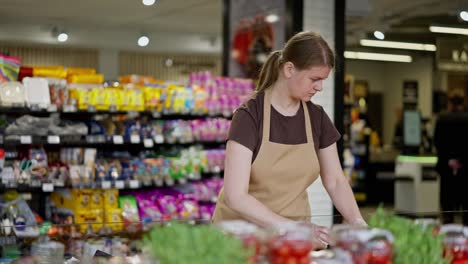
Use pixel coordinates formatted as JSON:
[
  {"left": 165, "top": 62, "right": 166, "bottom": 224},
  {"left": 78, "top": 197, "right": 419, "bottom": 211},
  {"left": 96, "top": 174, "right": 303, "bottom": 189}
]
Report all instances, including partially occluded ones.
[
  {"left": 429, "top": 26, "right": 468, "bottom": 35},
  {"left": 57, "top": 32, "right": 68, "bottom": 42},
  {"left": 460, "top": 11, "right": 468, "bottom": 22},
  {"left": 344, "top": 51, "right": 412, "bottom": 63},
  {"left": 265, "top": 14, "right": 279, "bottom": 23},
  {"left": 373, "top": 31, "right": 385, "bottom": 40},
  {"left": 360, "top": 39, "right": 436, "bottom": 51},
  {"left": 142, "top": 0, "right": 156, "bottom": 6},
  {"left": 137, "top": 35, "right": 149, "bottom": 47}
]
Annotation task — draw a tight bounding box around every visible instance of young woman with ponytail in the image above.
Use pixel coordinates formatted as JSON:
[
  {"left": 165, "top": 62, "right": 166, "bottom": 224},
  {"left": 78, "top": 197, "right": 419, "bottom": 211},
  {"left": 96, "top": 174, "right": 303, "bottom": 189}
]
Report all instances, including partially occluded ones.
[{"left": 213, "top": 32, "right": 365, "bottom": 244}]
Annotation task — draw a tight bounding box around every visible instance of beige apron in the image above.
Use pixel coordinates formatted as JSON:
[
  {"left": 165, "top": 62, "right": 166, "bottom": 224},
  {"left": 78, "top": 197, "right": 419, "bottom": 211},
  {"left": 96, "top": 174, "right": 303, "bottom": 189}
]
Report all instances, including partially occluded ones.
[{"left": 212, "top": 89, "right": 321, "bottom": 223}]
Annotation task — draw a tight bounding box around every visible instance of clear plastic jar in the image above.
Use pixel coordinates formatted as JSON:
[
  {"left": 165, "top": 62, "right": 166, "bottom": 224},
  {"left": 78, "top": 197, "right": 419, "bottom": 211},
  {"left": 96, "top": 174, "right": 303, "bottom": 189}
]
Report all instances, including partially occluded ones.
[
  {"left": 266, "top": 222, "right": 318, "bottom": 264},
  {"left": 215, "top": 220, "right": 265, "bottom": 264},
  {"left": 440, "top": 224, "right": 468, "bottom": 263},
  {"left": 331, "top": 225, "right": 394, "bottom": 264}
]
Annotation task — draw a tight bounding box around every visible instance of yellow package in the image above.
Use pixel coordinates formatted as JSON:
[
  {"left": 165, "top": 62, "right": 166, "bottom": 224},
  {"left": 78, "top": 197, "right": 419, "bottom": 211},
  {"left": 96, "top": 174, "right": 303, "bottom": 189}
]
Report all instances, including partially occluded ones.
[
  {"left": 77, "top": 189, "right": 93, "bottom": 210},
  {"left": 75, "top": 209, "right": 104, "bottom": 233},
  {"left": 33, "top": 66, "right": 67, "bottom": 79},
  {"left": 69, "top": 88, "right": 90, "bottom": 110},
  {"left": 105, "top": 208, "right": 123, "bottom": 232},
  {"left": 105, "top": 88, "right": 123, "bottom": 110},
  {"left": 129, "top": 89, "right": 145, "bottom": 111},
  {"left": 89, "top": 87, "right": 107, "bottom": 110},
  {"left": 50, "top": 189, "right": 80, "bottom": 212},
  {"left": 68, "top": 74, "right": 104, "bottom": 84},
  {"left": 119, "top": 89, "right": 133, "bottom": 111},
  {"left": 91, "top": 190, "right": 103, "bottom": 209},
  {"left": 103, "top": 189, "right": 119, "bottom": 210},
  {"left": 67, "top": 67, "right": 96, "bottom": 77},
  {"left": 173, "top": 86, "right": 186, "bottom": 113}
]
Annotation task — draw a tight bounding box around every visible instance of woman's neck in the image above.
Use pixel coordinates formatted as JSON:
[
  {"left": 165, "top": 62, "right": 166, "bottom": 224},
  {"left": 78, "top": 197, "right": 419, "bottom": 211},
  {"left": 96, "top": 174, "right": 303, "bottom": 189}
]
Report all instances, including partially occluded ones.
[{"left": 270, "top": 80, "right": 300, "bottom": 116}]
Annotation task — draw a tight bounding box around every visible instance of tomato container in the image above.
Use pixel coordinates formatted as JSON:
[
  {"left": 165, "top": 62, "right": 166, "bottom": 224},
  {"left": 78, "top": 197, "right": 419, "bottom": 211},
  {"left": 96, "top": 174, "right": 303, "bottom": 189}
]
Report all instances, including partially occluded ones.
[
  {"left": 331, "top": 225, "right": 394, "bottom": 264},
  {"left": 216, "top": 220, "right": 265, "bottom": 264},
  {"left": 266, "top": 223, "right": 318, "bottom": 264},
  {"left": 440, "top": 224, "right": 468, "bottom": 263}
]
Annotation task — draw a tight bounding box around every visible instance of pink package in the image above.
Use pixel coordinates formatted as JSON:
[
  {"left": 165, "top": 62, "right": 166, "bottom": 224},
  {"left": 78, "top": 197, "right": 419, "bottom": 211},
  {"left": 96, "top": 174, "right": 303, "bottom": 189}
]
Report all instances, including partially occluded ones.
[{"left": 177, "top": 198, "right": 200, "bottom": 220}]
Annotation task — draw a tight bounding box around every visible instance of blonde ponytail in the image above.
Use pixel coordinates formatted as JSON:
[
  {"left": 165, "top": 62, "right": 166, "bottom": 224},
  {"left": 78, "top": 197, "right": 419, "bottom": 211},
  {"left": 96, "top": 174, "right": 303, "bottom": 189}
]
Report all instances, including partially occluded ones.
[{"left": 256, "top": 50, "right": 282, "bottom": 93}]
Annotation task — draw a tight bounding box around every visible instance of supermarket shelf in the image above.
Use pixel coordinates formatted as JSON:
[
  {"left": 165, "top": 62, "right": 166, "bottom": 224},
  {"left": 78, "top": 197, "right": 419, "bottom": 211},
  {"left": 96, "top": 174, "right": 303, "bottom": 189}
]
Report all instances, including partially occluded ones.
[
  {"left": 0, "top": 105, "right": 232, "bottom": 120},
  {"left": 0, "top": 172, "right": 223, "bottom": 193},
  {"left": 1, "top": 134, "right": 226, "bottom": 148}
]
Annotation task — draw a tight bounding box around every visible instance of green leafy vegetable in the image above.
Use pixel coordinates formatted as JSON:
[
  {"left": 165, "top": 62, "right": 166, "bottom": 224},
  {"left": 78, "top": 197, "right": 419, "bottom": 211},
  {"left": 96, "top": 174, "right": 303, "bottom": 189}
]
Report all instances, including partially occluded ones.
[
  {"left": 143, "top": 222, "right": 252, "bottom": 264},
  {"left": 368, "top": 206, "right": 451, "bottom": 264}
]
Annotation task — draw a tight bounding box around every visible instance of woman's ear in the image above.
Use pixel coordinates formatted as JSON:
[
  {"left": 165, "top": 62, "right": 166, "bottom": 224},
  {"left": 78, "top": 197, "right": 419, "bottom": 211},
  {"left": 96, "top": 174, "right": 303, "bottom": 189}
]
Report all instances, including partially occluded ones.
[{"left": 282, "top": 62, "right": 295, "bottom": 79}]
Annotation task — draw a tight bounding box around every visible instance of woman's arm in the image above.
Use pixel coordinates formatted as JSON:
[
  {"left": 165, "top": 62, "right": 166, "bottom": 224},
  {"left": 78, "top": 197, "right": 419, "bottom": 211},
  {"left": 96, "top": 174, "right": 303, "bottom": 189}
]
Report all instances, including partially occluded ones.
[
  {"left": 318, "top": 143, "right": 365, "bottom": 224},
  {"left": 223, "top": 140, "right": 292, "bottom": 227}
]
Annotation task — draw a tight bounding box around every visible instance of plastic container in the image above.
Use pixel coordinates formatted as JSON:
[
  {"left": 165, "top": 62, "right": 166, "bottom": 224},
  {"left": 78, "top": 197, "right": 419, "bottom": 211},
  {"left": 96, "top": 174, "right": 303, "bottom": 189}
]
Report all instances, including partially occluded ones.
[
  {"left": 266, "top": 222, "right": 318, "bottom": 264},
  {"left": 331, "top": 225, "right": 394, "bottom": 264},
  {"left": 216, "top": 220, "right": 265, "bottom": 264},
  {"left": 440, "top": 224, "right": 468, "bottom": 263}
]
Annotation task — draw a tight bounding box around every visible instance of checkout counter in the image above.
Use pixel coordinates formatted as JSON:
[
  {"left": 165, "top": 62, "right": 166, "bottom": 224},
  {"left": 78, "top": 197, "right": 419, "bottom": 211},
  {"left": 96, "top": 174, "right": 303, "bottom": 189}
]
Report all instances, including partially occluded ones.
[{"left": 394, "top": 155, "right": 439, "bottom": 217}]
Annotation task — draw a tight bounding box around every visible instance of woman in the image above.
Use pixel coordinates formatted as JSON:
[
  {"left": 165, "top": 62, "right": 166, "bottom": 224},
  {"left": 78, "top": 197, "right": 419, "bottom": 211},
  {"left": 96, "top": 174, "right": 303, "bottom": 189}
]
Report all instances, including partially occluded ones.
[{"left": 212, "top": 32, "right": 365, "bottom": 237}]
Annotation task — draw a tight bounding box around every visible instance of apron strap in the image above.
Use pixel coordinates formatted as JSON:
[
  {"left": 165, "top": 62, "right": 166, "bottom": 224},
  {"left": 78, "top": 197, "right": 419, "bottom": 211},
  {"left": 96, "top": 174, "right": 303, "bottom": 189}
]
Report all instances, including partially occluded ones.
[
  {"left": 302, "top": 101, "right": 313, "bottom": 143},
  {"left": 263, "top": 89, "right": 272, "bottom": 143}
]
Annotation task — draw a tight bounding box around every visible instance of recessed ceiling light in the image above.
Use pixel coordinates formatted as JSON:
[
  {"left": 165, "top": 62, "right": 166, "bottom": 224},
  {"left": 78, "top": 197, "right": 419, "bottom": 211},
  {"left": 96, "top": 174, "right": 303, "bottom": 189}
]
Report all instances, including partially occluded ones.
[
  {"left": 138, "top": 35, "right": 149, "bottom": 47},
  {"left": 344, "top": 51, "right": 412, "bottom": 63},
  {"left": 142, "top": 0, "right": 156, "bottom": 6},
  {"left": 360, "top": 39, "right": 436, "bottom": 51},
  {"left": 265, "top": 14, "right": 279, "bottom": 23},
  {"left": 373, "top": 31, "right": 385, "bottom": 40},
  {"left": 460, "top": 11, "right": 468, "bottom": 22},
  {"left": 57, "top": 33, "right": 68, "bottom": 42},
  {"left": 429, "top": 26, "right": 468, "bottom": 35}
]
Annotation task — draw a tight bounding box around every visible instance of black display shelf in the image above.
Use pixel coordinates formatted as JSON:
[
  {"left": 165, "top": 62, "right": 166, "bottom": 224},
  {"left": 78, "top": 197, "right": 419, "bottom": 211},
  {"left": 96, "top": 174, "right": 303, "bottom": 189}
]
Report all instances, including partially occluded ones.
[
  {"left": 1, "top": 134, "right": 226, "bottom": 148},
  {"left": 0, "top": 106, "right": 232, "bottom": 120},
  {"left": 0, "top": 172, "right": 223, "bottom": 193}
]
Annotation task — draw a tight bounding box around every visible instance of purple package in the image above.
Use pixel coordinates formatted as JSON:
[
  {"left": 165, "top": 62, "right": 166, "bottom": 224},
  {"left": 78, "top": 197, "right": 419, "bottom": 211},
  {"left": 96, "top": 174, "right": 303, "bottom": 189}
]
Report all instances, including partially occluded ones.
[
  {"left": 154, "top": 190, "right": 180, "bottom": 220},
  {"left": 137, "top": 196, "right": 163, "bottom": 223},
  {"left": 199, "top": 204, "right": 213, "bottom": 220},
  {"left": 177, "top": 198, "right": 200, "bottom": 220}
]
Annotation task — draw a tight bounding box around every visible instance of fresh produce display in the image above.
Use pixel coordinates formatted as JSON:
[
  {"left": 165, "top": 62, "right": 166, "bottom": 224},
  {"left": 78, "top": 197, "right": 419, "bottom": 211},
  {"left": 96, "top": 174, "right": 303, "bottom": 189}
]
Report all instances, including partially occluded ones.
[
  {"left": 369, "top": 207, "right": 451, "bottom": 264},
  {"left": 143, "top": 222, "right": 253, "bottom": 264}
]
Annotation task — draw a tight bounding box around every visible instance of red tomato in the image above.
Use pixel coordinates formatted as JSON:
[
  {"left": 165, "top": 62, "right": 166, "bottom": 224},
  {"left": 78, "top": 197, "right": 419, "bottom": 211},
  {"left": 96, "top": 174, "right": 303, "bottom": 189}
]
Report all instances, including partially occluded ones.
[
  {"left": 287, "top": 240, "right": 313, "bottom": 258},
  {"left": 284, "top": 256, "right": 298, "bottom": 264},
  {"left": 368, "top": 254, "right": 392, "bottom": 264},
  {"left": 297, "top": 255, "right": 310, "bottom": 264}
]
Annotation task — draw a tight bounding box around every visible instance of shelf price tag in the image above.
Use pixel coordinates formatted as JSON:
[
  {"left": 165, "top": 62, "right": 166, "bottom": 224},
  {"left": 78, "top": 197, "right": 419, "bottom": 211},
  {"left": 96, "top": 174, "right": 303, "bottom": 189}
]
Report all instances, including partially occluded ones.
[
  {"left": 101, "top": 181, "right": 111, "bottom": 189},
  {"left": 143, "top": 138, "right": 154, "bottom": 148},
  {"left": 42, "top": 183, "right": 54, "bottom": 192},
  {"left": 47, "top": 135, "right": 60, "bottom": 144},
  {"left": 20, "top": 135, "right": 32, "bottom": 144},
  {"left": 113, "top": 136, "right": 124, "bottom": 145},
  {"left": 47, "top": 104, "right": 58, "bottom": 112},
  {"left": 129, "top": 180, "right": 139, "bottom": 189},
  {"left": 63, "top": 105, "right": 76, "bottom": 113},
  {"left": 115, "top": 181, "right": 125, "bottom": 189},
  {"left": 130, "top": 135, "right": 140, "bottom": 144}
]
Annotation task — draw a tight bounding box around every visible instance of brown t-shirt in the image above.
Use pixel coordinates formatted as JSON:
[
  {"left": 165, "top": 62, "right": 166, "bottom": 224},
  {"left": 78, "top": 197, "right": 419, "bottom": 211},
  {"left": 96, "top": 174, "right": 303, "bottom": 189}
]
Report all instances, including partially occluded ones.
[{"left": 228, "top": 91, "right": 341, "bottom": 162}]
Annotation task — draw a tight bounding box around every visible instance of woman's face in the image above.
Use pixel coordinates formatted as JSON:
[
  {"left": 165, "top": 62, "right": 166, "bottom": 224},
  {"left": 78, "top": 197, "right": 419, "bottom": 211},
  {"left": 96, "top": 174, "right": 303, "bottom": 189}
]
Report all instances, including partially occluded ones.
[{"left": 284, "top": 64, "right": 331, "bottom": 101}]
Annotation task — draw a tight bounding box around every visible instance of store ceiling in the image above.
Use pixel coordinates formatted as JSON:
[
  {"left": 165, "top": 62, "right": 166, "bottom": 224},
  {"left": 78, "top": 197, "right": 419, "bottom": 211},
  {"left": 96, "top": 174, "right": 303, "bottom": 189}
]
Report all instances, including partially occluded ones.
[
  {"left": 0, "top": 0, "right": 221, "bottom": 34},
  {"left": 0, "top": 0, "right": 466, "bottom": 53},
  {"left": 346, "top": 0, "right": 468, "bottom": 48}
]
